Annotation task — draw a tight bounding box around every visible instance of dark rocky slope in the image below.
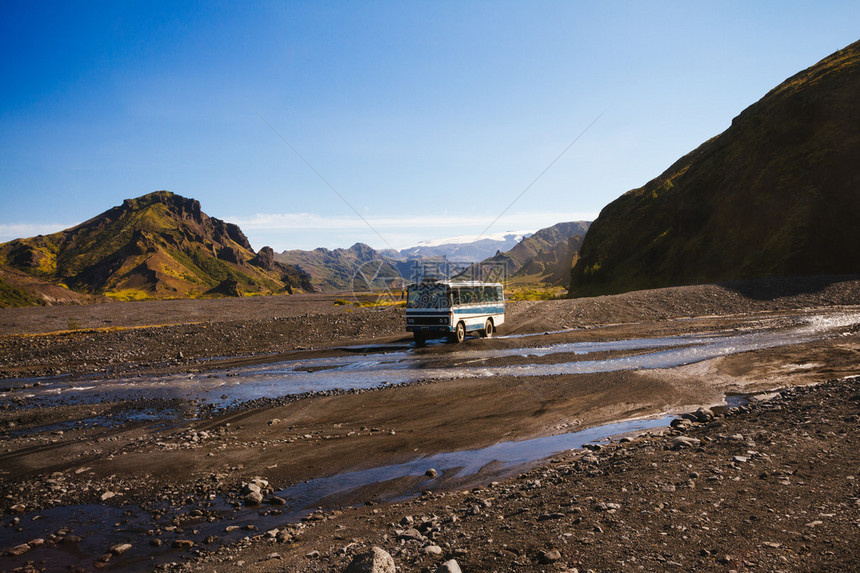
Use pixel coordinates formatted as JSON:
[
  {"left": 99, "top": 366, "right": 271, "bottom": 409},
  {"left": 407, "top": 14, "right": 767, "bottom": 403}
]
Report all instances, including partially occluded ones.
[{"left": 570, "top": 40, "right": 860, "bottom": 296}]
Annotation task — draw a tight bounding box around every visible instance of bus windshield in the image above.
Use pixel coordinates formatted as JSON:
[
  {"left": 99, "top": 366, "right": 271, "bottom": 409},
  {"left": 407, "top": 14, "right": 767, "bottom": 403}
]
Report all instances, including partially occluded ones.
[{"left": 407, "top": 283, "right": 450, "bottom": 309}]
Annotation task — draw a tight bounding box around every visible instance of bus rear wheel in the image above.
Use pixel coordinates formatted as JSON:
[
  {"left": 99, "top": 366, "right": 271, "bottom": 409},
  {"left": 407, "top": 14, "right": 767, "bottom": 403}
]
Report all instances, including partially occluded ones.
[
  {"left": 481, "top": 319, "right": 494, "bottom": 338},
  {"left": 448, "top": 322, "right": 466, "bottom": 344}
]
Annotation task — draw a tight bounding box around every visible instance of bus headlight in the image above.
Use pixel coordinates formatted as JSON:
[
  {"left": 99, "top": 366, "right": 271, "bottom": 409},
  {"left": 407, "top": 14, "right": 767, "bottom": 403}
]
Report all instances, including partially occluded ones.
[{"left": 407, "top": 318, "right": 414, "bottom": 324}]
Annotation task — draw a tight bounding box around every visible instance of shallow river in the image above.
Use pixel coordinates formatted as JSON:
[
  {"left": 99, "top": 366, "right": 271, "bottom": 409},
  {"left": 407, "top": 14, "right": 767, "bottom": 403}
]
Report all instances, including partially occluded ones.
[{"left": 5, "top": 310, "right": 859, "bottom": 412}]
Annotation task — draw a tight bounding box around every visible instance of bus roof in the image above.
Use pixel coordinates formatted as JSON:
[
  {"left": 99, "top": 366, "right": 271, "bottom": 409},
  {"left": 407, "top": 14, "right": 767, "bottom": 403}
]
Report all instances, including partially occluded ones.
[{"left": 407, "top": 280, "right": 503, "bottom": 288}]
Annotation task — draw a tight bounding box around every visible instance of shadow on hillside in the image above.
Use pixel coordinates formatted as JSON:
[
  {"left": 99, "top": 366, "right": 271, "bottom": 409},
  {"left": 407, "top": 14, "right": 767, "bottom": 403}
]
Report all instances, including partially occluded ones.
[{"left": 718, "top": 274, "right": 860, "bottom": 301}]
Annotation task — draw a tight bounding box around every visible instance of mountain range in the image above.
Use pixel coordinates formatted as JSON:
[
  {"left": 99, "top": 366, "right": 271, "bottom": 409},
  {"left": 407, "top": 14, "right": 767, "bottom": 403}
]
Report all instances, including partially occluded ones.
[
  {"left": 569, "top": 39, "right": 860, "bottom": 296},
  {"left": 276, "top": 222, "right": 590, "bottom": 291},
  {"left": 4, "top": 40, "right": 857, "bottom": 307},
  {"left": 0, "top": 191, "right": 311, "bottom": 306},
  {"left": 398, "top": 232, "right": 529, "bottom": 262}
]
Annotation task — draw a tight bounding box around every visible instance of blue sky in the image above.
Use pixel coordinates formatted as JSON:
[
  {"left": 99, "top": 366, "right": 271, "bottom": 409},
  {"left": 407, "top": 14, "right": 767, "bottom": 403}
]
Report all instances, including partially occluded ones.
[{"left": 1, "top": 1, "right": 858, "bottom": 251}]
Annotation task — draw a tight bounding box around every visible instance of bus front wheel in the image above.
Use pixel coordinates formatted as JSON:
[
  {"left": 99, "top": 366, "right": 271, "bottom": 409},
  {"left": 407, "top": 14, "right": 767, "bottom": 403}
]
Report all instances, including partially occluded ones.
[
  {"left": 414, "top": 333, "right": 426, "bottom": 346},
  {"left": 449, "top": 322, "right": 466, "bottom": 344}
]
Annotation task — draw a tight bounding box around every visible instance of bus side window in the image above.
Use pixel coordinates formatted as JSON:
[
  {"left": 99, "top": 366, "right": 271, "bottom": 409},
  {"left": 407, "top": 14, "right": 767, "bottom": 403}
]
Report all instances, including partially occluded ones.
[
  {"left": 495, "top": 286, "right": 503, "bottom": 302},
  {"left": 462, "top": 287, "right": 473, "bottom": 304},
  {"left": 451, "top": 287, "right": 460, "bottom": 306}
]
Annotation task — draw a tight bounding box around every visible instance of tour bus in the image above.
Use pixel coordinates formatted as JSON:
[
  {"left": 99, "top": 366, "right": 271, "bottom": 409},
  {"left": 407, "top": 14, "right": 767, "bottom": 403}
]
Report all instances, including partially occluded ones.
[{"left": 406, "top": 278, "right": 505, "bottom": 345}]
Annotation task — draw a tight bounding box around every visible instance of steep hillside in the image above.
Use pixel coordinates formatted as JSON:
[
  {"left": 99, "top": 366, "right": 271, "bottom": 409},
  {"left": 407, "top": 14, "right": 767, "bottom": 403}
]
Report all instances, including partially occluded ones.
[
  {"left": 0, "top": 191, "right": 312, "bottom": 303},
  {"left": 470, "top": 221, "right": 590, "bottom": 286},
  {"left": 0, "top": 264, "right": 104, "bottom": 308},
  {"left": 570, "top": 40, "right": 860, "bottom": 296}
]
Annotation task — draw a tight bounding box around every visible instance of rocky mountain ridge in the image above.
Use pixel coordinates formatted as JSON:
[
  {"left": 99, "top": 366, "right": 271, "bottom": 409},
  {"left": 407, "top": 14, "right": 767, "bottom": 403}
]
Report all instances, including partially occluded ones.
[{"left": 0, "top": 191, "right": 311, "bottom": 305}]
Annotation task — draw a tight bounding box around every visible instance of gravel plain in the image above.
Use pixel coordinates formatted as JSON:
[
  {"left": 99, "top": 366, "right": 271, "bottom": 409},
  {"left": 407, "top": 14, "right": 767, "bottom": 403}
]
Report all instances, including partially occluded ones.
[{"left": 0, "top": 276, "right": 858, "bottom": 572}]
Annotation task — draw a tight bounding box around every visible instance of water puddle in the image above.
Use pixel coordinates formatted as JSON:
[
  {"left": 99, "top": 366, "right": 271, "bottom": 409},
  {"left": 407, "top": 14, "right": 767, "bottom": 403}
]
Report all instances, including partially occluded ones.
[{"left": 0, "top": 414, "right": 672, "bottom": 570}]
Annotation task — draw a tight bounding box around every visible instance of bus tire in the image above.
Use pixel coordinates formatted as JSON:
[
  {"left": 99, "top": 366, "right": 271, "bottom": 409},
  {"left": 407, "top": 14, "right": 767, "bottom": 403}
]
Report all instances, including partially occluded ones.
[
  {"left": 449, "top": 322, "right": 466, "bottom": 344},
  {"left": 482, "top": 319, "right": 494, "bottom": 338},
  {"left": 414, "top": 333, "right": 426, "bottom": 346}
]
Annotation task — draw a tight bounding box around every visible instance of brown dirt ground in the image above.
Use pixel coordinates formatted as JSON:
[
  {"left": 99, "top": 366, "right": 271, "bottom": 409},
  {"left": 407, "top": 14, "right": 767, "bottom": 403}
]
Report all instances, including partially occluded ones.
[{"left": 0, "top": 276, "right": 858, "bottom": 571}]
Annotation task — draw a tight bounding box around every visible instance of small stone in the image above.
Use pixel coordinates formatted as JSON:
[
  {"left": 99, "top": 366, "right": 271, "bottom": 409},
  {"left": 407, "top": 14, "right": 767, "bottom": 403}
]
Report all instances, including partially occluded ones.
[
  {"left": 306, "top": 550, "right": 320, "bottom": 559},
  {"left": 6, "top": 543, "right": 31, "bottom": 556},
  {"left": 100, "top": 491, "right": 116, "bottom": 501},
  {"left": 425, "top": 468, "right": 438, "bottom": 478},
  {"left": 344, "top": 546, "right": 396, "bottom": 573},
  {"left": 241, "top": 482, "right": 261, "bottom": 495},
  {"left": 539, "top": 549, "right": 562, "bottom": 564},
  {"left": 436, "top": 559, "right": 463, "bottom": 573},
  {"left": 172, "top": 539, "right": 194, "bottom": 549},
  {"left": 110, "top": 543, "right": 132, "bottom": 555},
  {"left": 670, "top": 436, "right": 701, "bottom": 450},
  {"left": 693, "top": 407, "right": 714, "bottom": 422},
  {"left": 397, "top": 528, "right": 424, "bottom": 542},
  {"left": 244, "top": 491, "right": 264, "bottom": 506},
  {"left": 423, "top": 544, "right": 443, "bottom": 555}
]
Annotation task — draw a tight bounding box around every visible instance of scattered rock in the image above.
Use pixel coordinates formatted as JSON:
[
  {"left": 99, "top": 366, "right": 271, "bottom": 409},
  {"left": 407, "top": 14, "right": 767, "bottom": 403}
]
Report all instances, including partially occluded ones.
[
  {"left": 6, "top": 543, "right": 31, "bottom": 556},
  {"left": 244, "top": 490, "right": 264, "bottom": 505},
  {"left": 539, "top": 549, "right": 562, "bottom": 564},
  {"left": 693, "top": 407, "right": 714, "bottom": 422},
  {"left": 670, "top": 436, "right": 701, "bottom": 450},
  {"left": 344, "top": 546, "right": 396, "bottom": 573},
  {"left": 435, "top": 559, "right": 463, "bottom": 573},
  {"left": 110, "top": 543, "right": 132, "bottom": 555}
]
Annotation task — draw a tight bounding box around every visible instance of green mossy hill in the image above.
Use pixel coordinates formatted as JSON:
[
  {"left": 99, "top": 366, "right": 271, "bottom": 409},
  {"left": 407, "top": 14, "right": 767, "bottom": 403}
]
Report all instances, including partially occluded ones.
[
  {"left": 479, "top": 221, "right": 590, "bottom": 286},
  {"left": 276, "top": 243, "right": 400, "bottom": 291},
  {"left": 0, "top": 276, "right": 45, "bottom": 308},
  {"left": 570, "top": 39, "right": 860, "bottom": 297},
  {"left": 0, "top": 191, "right": 312, "bottom": 302}
]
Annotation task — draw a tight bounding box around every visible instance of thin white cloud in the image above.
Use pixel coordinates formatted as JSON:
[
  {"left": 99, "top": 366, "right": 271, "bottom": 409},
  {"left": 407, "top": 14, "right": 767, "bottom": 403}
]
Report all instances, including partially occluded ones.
[
  {"left": 229, "top": 211, "right": 597, "bottom": 232},
  {"left": 0, "top": 223, "right": 73, "bottom": 243}
]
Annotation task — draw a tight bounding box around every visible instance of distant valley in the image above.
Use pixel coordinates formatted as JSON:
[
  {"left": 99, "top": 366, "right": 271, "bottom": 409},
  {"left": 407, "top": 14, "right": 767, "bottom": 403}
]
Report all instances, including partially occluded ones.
[{"left": 276, "top": 221, "right": 590, "bottom": 292}]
